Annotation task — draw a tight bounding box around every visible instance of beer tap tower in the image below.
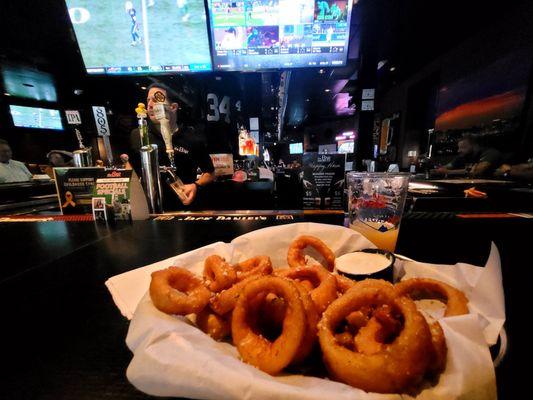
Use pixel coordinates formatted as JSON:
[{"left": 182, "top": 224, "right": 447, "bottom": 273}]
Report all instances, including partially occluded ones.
[
  {"left": 136, "top": 103, "right": 163, "bottom": 214},
  {"left": 152, "top": 92, "right": 188, "bottom": 203}
]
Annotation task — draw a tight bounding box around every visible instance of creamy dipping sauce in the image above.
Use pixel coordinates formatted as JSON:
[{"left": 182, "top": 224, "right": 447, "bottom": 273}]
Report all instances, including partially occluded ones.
[{"left": 335, "top": 251, "right": 391, "bottom": 275}]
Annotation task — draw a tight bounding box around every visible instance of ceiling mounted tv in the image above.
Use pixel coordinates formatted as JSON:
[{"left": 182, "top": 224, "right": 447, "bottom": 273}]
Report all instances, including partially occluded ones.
[
  {"left": 10, "top": 105, "right": 64, "bottom": 130},
  {"left": 208, "top": 0, "right": 353, "bottom": 71},
  {"left": 65, "top": 0, "right": 212, "bottom": 74},
  {"left": 1, "top": 64, "right": 58, "bottom": 102}
]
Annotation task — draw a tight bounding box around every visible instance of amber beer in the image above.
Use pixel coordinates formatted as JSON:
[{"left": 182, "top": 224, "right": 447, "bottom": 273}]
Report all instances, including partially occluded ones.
[{"left": 347, "top": 172, "right": 410, "bottom": 252}]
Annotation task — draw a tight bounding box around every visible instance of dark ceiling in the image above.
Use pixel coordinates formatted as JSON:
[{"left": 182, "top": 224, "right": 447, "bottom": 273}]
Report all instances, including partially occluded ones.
[
  {"left": 1, "top": 0, "right": 531, "bottom": 127},
  {"left": 372, "top": 0, "right": 532, "bottom": 87}
]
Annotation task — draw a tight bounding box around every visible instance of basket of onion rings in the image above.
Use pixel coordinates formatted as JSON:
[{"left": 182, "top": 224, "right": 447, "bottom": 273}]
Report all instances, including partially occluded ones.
[{"left": 112, "top": 222, "right": 504, "bottom": 400}]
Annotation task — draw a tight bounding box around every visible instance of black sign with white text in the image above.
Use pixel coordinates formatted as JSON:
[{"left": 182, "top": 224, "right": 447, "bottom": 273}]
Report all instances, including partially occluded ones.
[{"left": 302, "top": 153, "right": 345, "bottom": 210}]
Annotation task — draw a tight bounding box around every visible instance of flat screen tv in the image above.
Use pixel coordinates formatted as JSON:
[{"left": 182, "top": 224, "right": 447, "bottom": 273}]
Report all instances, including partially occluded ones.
[
  {"left": 208, "top": 0, "right": 353, "bottom": 71},
  {"left": 337, "top": 139, "right": 353, "bottom": 153},
  {"left": 9, "top": 105, "right": 64, "bottom": 130},
  {"left": 65, "top": 0, "right": 212, "bottom": 74},
  {"left": 289, "top": 142, "right": 303, "bottom": 154}
]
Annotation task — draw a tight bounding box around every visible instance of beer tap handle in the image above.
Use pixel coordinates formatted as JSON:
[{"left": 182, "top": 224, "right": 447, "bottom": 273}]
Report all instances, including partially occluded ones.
[
  {"left": 75, "top": 128, "right": 85, "bottom": 149},
  {"left": 135, "top": 103, "right": 149, "bottom": 147}
]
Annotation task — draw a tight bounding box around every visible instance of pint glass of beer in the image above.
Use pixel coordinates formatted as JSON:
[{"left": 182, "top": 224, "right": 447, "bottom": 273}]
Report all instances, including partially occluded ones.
[{"left": 346, "top": 172, "right": 410, "bottom": 252}]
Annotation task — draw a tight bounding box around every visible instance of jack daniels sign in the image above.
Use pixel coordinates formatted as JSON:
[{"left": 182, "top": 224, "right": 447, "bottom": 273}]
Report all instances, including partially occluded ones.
[{"left": 302, "top": 153, "right": 346, "bottom": 210}]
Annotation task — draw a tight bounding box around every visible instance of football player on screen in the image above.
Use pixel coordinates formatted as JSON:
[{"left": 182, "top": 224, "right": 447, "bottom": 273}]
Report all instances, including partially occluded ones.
[
  {"left": 331, "top": 3, "right": 342, "bottom": 21},
  {"left": 177, "top": 0, "right": 191, "bottom": 22},
  {"left": 317, "top": 1, "right": 330, "bottom": 21},
  {"left": 125, "top": 1, "right": 142, "bottom": 46}
]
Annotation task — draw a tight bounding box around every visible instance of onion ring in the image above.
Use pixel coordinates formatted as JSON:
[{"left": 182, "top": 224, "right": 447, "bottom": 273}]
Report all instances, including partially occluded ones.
[
  {"left": 196, "top": 306, "right": 231, "bottom": 341},
  {"left": 427, "top": 320, "right": 447, "bottom": 375},
  {"left": 149, "top": 266, "right": 212, "bottom": 315},
  {"left": 287, "top": 235, "right": 336, "bottom": 271},
  {"left": 353, "top": 317, "right": 385, "bottom": 355},
  {"left": 231, "top": 276, "right": 306, "bottom": 374},
  {"left": 277, "top": 265, "right": 337, "bottom": 313},
  {"left": 209, "top": 276, "right": 260, "bottom": 316},
  {"left": 335, "top": 274, "right": 356, "bottom": 294},
  {"left": 292, "top": 282, "right": 319, "bottom": 365},
  {"left": 318, "top": 285, "right": 433, "bottom": 393},
  {"left": 395, "top": 278, "right": 467, "bottom": 374},
  {"left": 233, "top": 256, "right": 273, "bottom": 281},
  {"left": 353, "top": 304, "right": 402, "bottom": 355},
  {"left": 203, "top": 255, "right": 237, "bottom": 292},
  {"left": 250, "top": 284, "right": 318, "bottom": 365},
  {"left": 352, "top": 278, "right": 395, "bottom": 292},
  {"left": 394, "top": 278, "right": 469, "bottom": 317}
]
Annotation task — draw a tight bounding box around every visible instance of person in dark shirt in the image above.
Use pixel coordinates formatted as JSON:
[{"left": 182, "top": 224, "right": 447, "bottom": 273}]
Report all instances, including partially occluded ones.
[
  {"left": 130, "top": 82, "right": 215, "bottom": 207},
  {"left": 434, "top": 135, "right": 502, "bottom": 177}
]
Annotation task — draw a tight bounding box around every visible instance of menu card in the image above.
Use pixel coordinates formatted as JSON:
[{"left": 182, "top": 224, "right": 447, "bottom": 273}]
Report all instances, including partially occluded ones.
[{"left": 302, "top": 153, "right": 346, "bottom": 210}]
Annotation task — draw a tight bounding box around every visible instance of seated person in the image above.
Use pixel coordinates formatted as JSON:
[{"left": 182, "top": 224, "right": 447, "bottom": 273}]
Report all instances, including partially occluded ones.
[
  {"left": 44, "top": 150, "right": 74, "bottom": 178},
  {"left": 494, "top": 158, "right": 533, "bottom": 181},
  {"left": 433, "top": 135, "right": 502, "bottom": 177},
  {"left": 0, "top": 139, "right": 33, "bottom": 183}
]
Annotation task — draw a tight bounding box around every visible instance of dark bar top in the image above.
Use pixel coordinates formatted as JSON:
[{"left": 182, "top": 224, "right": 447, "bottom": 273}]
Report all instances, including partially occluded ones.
[{"left": 0, "top": 214, "right": 528, "bottom": 399}]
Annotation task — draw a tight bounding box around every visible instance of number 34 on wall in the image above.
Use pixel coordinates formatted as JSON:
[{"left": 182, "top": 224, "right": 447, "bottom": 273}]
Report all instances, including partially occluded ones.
[{"left": 207, "top": 94, "right": 241, "bottom": 124}]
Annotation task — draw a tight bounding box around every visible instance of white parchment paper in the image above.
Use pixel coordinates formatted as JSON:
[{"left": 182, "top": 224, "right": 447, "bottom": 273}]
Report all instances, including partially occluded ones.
[{"left": 106, "top": 222, "right": 503, "bottom": 400}]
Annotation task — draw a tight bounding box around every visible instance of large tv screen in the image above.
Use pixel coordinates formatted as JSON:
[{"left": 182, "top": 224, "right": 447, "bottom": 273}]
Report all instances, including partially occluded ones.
[
  {"left": 65, "top": 0, "right": 212, "bottom": 74},
  {"left": 208, "top": 0, "right": 353, "bottom": 71}
]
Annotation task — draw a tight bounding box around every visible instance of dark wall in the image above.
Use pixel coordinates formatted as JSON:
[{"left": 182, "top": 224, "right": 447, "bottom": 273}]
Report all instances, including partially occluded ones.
[{"left": 377, "top": 2, "right": 533, "bottom": 167}]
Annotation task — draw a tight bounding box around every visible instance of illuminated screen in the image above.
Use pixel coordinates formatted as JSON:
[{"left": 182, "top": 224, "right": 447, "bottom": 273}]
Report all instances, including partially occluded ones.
[
  {"left": 318, "top": 143, "right": 336, "bottom": 154},
  {"left": 337, "top": 140, "right": 354, "bottom": 153},
  {"left": 10, "top": 105, "right": 64, "bottom": 130},
  {"left": 1, "top": 65, "right": 58, "bottom": 102},
  {"left": 289, "top": 142, "right": 303, "bottom": 154},
  {"left": 208, "top": 0, "right": 353, "bottom": 71},
  {"left": 65, "top": 0, "right": 212, "bottom": 74}
]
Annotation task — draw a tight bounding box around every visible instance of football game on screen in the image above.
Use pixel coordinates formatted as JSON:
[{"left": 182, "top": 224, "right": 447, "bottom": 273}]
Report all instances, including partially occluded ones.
[
  {"left": 66, "top": 0, "right": 213, "bottom": 74},
  {"left": 208, "top": 0, "right": 352, "bottom": 71}
]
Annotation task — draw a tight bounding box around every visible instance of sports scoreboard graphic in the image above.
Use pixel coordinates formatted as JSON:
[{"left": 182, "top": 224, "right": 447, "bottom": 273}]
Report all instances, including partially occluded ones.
[
  {"left": 65, "top": 0, "right": 212, "bottom": 74},
  {"left": 208, "top": 0, "right": 353, "bottom": 71}
]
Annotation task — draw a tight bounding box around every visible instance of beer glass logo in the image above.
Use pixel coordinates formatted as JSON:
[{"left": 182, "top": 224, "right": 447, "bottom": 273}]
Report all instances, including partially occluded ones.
[{"left": 350, "top": 178, "right": 404, "bottom": 232}]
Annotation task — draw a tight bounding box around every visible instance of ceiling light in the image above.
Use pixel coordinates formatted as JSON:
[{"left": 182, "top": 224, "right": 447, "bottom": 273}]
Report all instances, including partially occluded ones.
[
  {"left": 140, "top": 86, "right": 147, "bottom": 90},
  {"left": 319, "top": 69, "right": 325, "bottom": 74},
  {"left": 324, "top": 89, "right": 331, "bottom": 93},
  {"left": 390, "top": 66, "right": 396, "bottom": 72}
]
